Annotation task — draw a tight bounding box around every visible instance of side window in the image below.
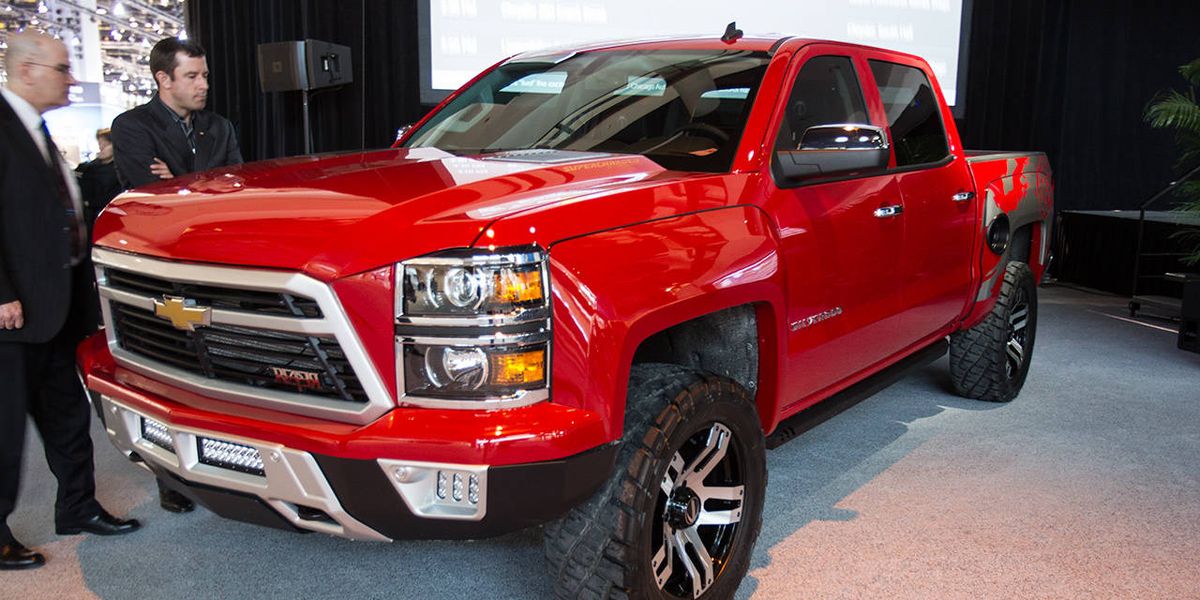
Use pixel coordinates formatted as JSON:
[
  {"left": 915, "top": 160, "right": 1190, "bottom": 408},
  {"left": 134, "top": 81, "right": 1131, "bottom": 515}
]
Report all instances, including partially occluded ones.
[
  {"left": 773, "top": 56, "right": 868, "bottom": 150},
  {"left": 868, "top": 60, "right": 949, "bottom": 167}
]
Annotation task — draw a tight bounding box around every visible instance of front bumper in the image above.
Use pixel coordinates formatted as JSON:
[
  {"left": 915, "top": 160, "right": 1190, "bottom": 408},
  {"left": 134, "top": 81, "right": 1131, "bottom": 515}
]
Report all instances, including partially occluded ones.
[{"left": 81, "top": 334, "right": 615, "bottom": 541}]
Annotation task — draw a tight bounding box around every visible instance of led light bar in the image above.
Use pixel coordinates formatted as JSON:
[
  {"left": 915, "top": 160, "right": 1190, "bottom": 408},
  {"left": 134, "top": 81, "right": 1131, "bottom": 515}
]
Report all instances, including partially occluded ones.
[
  {"left": 141, "top": 417, "right": 175, "bottom": 452},
  {"left": 198, "top": 437, "right": 265, "bottom": 476}
]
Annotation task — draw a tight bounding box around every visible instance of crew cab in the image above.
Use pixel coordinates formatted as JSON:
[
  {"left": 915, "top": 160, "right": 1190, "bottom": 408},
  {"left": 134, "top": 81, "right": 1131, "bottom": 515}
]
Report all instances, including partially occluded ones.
[{"left": 78, "top": 33, "right": 1052, "bottom": 599}]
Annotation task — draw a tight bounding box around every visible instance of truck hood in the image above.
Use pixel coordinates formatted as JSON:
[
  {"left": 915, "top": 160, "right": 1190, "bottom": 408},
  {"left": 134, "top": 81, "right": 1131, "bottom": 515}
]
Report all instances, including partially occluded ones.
[{"left": 94, "top": 148, "right": 681, "bottom": 279}]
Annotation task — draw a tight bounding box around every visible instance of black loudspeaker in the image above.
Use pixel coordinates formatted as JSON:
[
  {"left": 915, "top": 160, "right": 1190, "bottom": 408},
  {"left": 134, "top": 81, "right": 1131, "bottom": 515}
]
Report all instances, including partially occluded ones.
[
  {"left": 257, "top": 39, "right": 352, "bottom": 92},
  {"left": 1180, "top": 277, "right": 1199, "bottom": 353}
]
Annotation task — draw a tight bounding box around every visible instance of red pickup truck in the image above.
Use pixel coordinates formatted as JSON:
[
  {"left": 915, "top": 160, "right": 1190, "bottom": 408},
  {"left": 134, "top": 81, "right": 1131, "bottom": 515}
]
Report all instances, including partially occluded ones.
[{"left": 79, "top": 35, "right": 1052, "bottom": 599}]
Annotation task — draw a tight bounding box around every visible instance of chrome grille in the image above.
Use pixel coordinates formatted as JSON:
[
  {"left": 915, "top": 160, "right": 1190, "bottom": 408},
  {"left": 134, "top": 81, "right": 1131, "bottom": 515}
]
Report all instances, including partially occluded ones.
[
  {"left": 106, "top": 268, "right": 323, "bottom": 318},
  {"left": 111, "top": 302, "right": 367, "bottom": 403}
]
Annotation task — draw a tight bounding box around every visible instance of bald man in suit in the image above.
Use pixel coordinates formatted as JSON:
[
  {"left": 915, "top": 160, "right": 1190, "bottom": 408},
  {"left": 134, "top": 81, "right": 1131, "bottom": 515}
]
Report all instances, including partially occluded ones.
[{"left": 0, "top": 30, "right": 140, "bottom": 571}]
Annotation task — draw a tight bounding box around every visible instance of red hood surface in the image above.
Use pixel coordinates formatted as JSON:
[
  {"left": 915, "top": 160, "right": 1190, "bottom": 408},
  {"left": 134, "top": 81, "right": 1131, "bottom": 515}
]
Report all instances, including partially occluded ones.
[{"left": 94, "top": 148, "right": 693, "bottom": 280}]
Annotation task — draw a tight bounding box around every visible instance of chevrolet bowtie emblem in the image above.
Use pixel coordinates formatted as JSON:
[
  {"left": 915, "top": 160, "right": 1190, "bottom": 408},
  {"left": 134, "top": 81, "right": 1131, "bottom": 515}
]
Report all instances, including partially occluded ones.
[{"left": 153, "top": 296, "right": 212, "bottom": 331}]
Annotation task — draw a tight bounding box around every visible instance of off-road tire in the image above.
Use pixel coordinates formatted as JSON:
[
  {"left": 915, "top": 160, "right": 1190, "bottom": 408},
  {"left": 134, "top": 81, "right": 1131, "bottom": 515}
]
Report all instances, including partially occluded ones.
[
  {"left": 543, "top": 364, "right": 766, "bottom": 600},
  {"left": 950, "top": 261, "right": 1038, "bottom": 402}
]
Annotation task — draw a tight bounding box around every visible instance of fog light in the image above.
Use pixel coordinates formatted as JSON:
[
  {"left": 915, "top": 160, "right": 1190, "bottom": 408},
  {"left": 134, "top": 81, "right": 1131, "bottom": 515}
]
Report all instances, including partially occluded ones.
[
  {"left": 198, "top": 437, "right": 265, "bottom": 476},
  {"left": 377, "top": 460, "right": 487, "bottom": 519},
  {"left": 435, "top": 470, "right": 479, "bottom": 505},
  {"left": 141, "top": 417, "right": 174, "bottom": 452}
]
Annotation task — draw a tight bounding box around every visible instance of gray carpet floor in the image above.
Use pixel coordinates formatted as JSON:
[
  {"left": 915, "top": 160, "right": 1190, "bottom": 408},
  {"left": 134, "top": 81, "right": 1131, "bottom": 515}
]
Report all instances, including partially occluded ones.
[{"left": 2, "top": 284, "right": 1197, "bottom": 599}]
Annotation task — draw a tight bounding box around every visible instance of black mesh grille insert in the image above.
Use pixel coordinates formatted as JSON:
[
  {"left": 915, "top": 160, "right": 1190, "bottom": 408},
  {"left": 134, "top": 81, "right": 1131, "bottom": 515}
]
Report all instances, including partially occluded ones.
[
  {"left": 105, "top": 269, "right": 323, "bottom": 318},
  {"left": 111, "top": 302, "right": 366, "bottom": 404}
]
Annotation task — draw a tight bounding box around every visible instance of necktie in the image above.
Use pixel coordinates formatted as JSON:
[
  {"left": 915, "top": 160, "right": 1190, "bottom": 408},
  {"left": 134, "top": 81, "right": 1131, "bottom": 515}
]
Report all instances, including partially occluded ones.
[{"left": 39, "top": 120, "right": 87, "bottom": 267}]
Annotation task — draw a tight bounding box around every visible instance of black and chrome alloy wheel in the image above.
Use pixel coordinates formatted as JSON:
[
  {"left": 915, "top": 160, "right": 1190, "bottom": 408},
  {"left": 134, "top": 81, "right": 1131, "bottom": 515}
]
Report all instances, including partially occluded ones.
[
  {"left": 651, "top": 422, "right": 746, "bottom": 598},
  {"left": 545, "top": 364, "right": 766, "bottom": 600}
]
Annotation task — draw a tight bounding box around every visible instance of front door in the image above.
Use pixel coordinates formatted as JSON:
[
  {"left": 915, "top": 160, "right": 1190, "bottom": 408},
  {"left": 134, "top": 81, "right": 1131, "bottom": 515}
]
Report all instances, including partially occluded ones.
[{"left": 760, "top": 48, "right": 908, "bottom": 410}]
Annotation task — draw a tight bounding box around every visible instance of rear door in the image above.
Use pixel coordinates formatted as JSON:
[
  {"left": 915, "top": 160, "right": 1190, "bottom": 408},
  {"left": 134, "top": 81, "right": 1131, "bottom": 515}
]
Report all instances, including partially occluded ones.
[
  {"left": 760, "top": 44, "right": 909, "bottom": 410},
  {"left": 864, "top": 56, "right": 977, "bottom": 343}
]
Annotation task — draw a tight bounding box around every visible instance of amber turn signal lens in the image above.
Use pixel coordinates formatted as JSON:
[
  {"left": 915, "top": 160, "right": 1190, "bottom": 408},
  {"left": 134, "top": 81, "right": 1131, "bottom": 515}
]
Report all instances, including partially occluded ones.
[
  {"left": 489, "top": 349, "right": 545, "bottom": 385},
  {"left": 492, "top": 269, "right": 543, "bottom": 305}
]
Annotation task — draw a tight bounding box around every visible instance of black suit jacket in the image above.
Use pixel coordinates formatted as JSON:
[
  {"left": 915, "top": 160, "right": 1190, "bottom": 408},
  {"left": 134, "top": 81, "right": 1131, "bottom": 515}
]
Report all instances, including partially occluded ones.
[
  {"left": 110, "top": 95, "right": 243, "bottom": 189},
  {"left": 0, "top": 93, "right": 83, "bottom": 344}
]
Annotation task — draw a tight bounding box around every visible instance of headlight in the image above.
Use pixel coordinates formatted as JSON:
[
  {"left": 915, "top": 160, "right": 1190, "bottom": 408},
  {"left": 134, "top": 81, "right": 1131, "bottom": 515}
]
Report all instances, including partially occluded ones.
[
  {"left": 401, "top": 249, "right": 545, "bottom": 317},
  {"left": 395, "top": 247, "right": 550, "bottom": 408}
]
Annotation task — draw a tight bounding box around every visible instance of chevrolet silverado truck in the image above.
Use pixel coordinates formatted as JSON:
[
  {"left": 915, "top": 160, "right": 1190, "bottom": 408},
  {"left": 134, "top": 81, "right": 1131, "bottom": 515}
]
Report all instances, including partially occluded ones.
[{"left": 77, "top": 34, "right": 1052, "bottom": 599}]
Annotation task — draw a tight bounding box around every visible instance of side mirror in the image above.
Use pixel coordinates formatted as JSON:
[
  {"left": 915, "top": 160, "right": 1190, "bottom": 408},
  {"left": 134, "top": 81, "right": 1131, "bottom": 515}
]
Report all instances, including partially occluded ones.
[{"left": 774, "top": 124, "right": 889, "bottom": 182}]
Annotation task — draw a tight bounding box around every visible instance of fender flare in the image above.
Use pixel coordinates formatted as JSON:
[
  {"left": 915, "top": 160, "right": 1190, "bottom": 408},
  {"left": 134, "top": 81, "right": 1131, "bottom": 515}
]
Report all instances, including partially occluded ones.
[{"left": 545, "top": 205, "right": 787, "bottom": 440}]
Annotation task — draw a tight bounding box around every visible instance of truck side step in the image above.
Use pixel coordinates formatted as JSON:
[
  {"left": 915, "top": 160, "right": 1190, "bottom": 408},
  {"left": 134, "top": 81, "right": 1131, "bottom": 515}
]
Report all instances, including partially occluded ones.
[{"left": 765, "top": 339, "right": 949, "bottom": 449}]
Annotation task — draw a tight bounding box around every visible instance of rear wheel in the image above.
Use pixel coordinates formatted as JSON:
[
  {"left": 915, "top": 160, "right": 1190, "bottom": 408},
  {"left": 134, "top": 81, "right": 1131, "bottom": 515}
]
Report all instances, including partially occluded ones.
[
  {"left": 543, "top": 364, "right": 766, "bottom": 599},
  {"left": 950, "top": 261, "right": 1038, "bottom": 402}
]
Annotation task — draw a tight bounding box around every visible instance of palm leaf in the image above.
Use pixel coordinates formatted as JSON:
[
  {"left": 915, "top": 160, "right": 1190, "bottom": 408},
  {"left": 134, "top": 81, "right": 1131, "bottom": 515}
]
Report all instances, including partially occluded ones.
[
  {"left": 1146, "top": 90, "right": 1200, "bottom": 133},
  {"left": 1181, "top": 58, "right": 1200, "bottom": 87}
]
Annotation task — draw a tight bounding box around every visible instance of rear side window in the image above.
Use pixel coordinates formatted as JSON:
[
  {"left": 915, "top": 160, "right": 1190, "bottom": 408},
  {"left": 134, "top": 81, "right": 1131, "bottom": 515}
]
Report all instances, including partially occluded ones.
[
  {"left": 868, "top": 60, "right": 949, "bottom": 167},
  {"left": 774, "top": 56, "right": 868, "bottom": 150}
]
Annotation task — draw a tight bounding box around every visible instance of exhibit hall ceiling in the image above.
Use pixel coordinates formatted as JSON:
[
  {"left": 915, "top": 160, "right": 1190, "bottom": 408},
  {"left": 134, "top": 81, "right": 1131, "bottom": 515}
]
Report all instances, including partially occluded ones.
[{"left": 0, "top": 0, "right": 186, "bottom": 101}]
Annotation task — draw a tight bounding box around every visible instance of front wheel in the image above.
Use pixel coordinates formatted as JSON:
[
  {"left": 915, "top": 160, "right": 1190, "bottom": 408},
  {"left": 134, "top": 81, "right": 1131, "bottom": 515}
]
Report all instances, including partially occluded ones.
[
  {"left": 543, "top": 364, "right": 766, "bottom": 599},
  {"left": 949, "top": 261, "right": 1039, "bottom": 402}
]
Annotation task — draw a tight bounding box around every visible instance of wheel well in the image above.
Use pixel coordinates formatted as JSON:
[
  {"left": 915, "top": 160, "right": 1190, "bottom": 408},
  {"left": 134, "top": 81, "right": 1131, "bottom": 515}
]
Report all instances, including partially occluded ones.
[
  {"left": 1010, "top": 223, "right": 1034, "bottom": 264},
  {"left": 631, "top": 304, "right": 759, "bottom": 396}
]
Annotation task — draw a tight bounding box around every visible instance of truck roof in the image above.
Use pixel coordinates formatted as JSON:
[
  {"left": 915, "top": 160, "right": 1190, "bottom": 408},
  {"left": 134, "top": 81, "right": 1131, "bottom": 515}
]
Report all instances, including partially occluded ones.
[{"left": 509, "top": 35, "right": 924, "bottom": 61}]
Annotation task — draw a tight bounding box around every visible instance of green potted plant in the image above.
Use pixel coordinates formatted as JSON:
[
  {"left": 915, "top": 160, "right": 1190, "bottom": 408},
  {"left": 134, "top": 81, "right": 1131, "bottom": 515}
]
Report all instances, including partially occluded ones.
[
  {"left": 1145, "top": 58, "right": 1200, "bottom": 352},
  {"left": 1145, "top": 57, "right": 1200, "bottom": 265}
]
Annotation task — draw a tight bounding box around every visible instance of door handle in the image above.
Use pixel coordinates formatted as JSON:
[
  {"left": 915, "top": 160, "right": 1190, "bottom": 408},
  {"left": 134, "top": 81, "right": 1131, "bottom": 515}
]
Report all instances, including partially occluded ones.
[
  {"left": 873, "top": 204, "right": 904, "bottom": 218},
  {"left": 952, "top": 191, "right": 975, "bottom": 202}
]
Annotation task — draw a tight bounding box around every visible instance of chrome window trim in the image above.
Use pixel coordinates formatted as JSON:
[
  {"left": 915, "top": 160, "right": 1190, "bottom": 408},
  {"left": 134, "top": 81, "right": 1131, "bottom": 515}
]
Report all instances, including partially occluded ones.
[
  {"left": 100, "top": 396, "right": 391, "bottom": 541},
  {"left": 92, "top": 247, "right": 394, "bottom": 425}
]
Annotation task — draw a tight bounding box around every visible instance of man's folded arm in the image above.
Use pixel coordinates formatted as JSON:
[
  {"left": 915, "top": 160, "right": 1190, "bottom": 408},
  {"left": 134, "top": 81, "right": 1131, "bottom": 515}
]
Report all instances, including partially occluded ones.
[{"left": 110, "top": 116, "right": 161, "bottom": 189}]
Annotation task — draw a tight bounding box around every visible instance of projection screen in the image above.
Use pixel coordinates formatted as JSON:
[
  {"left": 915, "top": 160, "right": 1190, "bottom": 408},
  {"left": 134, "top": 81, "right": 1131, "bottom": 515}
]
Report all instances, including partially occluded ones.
[{"left": 419, "top": 0, "right": 971, "bottom": 111}]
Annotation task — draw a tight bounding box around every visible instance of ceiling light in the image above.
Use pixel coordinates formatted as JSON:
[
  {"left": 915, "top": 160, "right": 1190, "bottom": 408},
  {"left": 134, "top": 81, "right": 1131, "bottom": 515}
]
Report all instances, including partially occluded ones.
[{"left": 113, "top": 2, "right": 127, "bottom": 17}]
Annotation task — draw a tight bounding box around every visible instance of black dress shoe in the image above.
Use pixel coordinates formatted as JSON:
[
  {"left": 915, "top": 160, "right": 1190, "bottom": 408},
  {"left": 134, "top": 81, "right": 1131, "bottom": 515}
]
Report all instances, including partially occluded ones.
[
  {"left": 0, "top": 541, "right": 46, "bottom": 570},
  {"left": 159, "top": 487, "right": 195, "bottom": 513},
  {"left": 56, "top": 509, "right": 141, "bottom": 536}
]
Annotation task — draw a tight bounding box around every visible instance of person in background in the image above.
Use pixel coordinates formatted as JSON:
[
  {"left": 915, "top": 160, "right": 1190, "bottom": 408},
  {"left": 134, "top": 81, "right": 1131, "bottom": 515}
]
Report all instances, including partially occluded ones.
[
  {"left": 110, "top": 36, "right": 242, "bottom": 190},
  {"left": 0, "top": 30, "right": 141, "bottom": 573},
  {"left": 110, "top": 35, "right": 243, "bottom": 514},
  {"left": 75, "top": 128, "right": 122, "bottom": 231}
]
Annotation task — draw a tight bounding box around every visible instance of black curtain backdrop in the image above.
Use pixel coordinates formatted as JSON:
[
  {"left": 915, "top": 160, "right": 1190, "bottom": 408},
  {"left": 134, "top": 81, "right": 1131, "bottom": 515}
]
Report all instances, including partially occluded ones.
[
  {"left": 187, "top": 0, "right": 1200, "bottom": 214},
  {"left": 186, "top": 0, "right": 421, "bottom": 160},
  {"left": 956, "top": 0, "right": 1200, "bottom": 213}
]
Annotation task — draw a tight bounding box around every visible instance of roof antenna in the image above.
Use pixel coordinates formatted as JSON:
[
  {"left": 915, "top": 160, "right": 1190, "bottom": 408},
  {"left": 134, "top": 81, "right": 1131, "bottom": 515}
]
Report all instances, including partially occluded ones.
[{"left": 721, "top": 21, "right": 744, "bottom": 43}]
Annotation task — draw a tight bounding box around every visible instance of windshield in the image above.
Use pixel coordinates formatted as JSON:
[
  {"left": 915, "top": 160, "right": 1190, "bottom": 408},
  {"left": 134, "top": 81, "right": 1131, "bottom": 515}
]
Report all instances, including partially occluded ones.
[{"left": 403, "top": 49, "right": 771, "bottom": 173}]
